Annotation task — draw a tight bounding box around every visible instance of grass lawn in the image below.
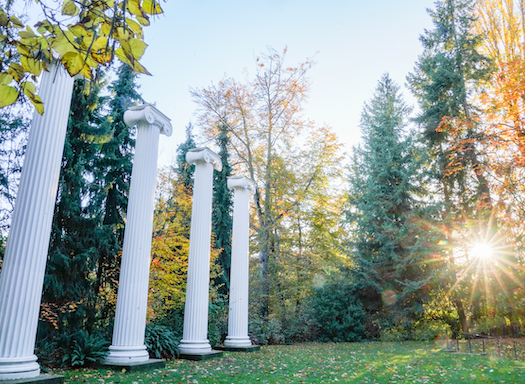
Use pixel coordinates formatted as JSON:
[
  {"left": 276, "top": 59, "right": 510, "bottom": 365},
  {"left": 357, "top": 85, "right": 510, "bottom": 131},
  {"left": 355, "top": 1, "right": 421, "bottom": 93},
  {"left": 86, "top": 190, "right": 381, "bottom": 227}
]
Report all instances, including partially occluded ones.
[{"left": 55, "top": 341, "right": 525, "bottom": 383}]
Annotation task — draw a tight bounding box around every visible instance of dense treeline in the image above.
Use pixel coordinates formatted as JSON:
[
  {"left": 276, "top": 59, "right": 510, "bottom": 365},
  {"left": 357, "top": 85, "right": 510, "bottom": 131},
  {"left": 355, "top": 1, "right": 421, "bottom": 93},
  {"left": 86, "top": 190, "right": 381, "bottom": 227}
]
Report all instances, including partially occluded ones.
[{"left": 1, "top": 0, "right": 525, "bottom": 367}]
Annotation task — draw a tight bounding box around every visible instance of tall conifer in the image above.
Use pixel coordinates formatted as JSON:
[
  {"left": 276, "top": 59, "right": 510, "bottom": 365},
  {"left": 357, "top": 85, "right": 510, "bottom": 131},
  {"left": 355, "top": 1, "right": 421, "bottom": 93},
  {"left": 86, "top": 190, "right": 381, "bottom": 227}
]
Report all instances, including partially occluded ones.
[
  {"left": 44, "top": 75, "right": 109, "bottom": 337},
  {"left": 211, "top": 123, "right": 233, "bottom": 295},
  {"left": 348, "top": 74, "right": 439, "bottom": 330}
]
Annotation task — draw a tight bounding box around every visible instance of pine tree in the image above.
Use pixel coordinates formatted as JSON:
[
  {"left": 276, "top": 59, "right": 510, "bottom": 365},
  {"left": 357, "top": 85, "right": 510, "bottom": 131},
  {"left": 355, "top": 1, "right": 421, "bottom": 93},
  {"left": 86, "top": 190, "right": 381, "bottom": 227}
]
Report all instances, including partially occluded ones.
[
  {"left": 176, "top": 123, "right": 196, "bottom": 191},
  {"left": 348, "top": 74, "right": 440, "bottom": 331},
  {"left": 211, "top": 123, "right": 233, "bottom": 295}
]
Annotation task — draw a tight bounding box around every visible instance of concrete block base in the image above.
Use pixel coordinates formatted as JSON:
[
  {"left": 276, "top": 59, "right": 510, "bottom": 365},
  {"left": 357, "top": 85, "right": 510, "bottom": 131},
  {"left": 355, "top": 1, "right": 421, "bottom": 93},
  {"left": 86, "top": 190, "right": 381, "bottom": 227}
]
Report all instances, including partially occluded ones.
[
  {"left": 99, "top": 358, "right": 165, "bottom": 373},
  {"left": 0, "top": 375, "right": 64, "bottom": 384},
  {"left": 216, "top": 345, "right": 261, "bottom": 352},
  {"left": 178, "top": 350, "right": 223, "bottom": 361}
]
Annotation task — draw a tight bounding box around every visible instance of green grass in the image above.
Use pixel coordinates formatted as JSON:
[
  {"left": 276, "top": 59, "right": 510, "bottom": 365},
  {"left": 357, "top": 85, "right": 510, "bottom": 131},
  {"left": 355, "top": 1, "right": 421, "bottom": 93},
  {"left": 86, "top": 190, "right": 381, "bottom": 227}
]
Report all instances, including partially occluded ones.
[{"left": 56, "top": 341, "right": 525, "bottom": 383}]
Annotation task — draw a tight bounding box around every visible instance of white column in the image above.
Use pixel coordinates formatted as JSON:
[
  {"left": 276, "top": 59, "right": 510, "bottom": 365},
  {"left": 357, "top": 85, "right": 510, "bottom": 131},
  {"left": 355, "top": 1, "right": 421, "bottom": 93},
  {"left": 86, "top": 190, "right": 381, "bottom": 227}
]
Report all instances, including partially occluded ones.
[
  {"left": 105, "top": 104, "right": 172, "bottom": 364},
  {"left": 0, "top": 63, "right": 75, "bottom": 380},
  {"left": 224, "top": 176, "right": 255, "bottom": 348},
  {"left": 178, "top": 148, "right": 222, "bottom": 355}
]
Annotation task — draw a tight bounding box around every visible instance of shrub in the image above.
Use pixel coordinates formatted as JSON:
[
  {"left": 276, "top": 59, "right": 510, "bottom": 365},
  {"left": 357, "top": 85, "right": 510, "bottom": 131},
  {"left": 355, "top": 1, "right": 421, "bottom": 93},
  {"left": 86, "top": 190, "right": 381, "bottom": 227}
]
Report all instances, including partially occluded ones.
[
  {"left": 59, "top": 330, "right": 109, "bottom": 367},
  {"left": 380, "top": 325, "right": 409, "bottom": 342},
  {"left": 309, "top": 279, "right": 366, "bottom": 342},
  {"left": 412, "top": 320, "right": 449, "bottom": 341},
  {"left": 144, "top": 324, "right": 179, "bottom": 359},
  {"left": 208, "top": 295, "right": 228, "bottom": 347},
  {"left": 249, "top": 316, "right": 285, "bottom": 345}
]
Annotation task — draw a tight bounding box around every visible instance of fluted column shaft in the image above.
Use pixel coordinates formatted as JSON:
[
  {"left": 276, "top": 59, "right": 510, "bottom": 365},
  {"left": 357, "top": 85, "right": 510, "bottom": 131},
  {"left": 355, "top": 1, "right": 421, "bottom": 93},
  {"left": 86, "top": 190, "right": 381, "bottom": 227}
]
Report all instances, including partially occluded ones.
[
  {"left": 179, "top": 148, "right": 222, "bottom": 355},
  {"left": 106, "top": 105, "right": 172, "bottom": 364},
  {"left": 224, "top": 177, "right": 255, "bottom": 347},
  {"left": 0, "top": 63, "right": 74, "bottom": 380}
]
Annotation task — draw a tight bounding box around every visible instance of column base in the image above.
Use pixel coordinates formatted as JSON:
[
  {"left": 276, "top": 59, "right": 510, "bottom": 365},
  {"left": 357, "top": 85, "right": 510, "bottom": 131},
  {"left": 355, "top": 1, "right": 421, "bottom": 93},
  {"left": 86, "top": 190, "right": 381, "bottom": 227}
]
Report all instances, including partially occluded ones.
[
  {"left": 223, "top": 336, "right": 252, "bottom": 348},
  {"left": 216, "top": 345, "right": 261, "bottom": 352},
  {"left": 105, "top": 345, "right": 149, "bottom": 364},
  {"left": 99, "top": 359, "right": 165, "bottom": 373},
  {"left": 0, "top": 356, "right": 40, "bottom": 381},
  {"left": 178, "top": 339, "right": 212, "bottom": 355},
  {"left": 0, "top": 374, "right": 64, "bottom": 383},
  {"left": 178, "top": 350, "right": 223, "bottom": 361}
]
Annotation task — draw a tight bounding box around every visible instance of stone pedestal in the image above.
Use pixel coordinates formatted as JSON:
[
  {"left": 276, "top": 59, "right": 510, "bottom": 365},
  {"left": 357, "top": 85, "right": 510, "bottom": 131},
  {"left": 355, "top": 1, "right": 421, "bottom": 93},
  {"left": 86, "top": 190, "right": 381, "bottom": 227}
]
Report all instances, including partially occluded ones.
[
  {"left": 178, "top": 148, "right": 222, "bottom": 357},
  {"left": 0, "top": 63, "right": 75, "bottom": 380},
  {"left": 105, "top": 105, "right": 172, "bottom": 364},
  {"left": 224, "top": 176, "right": 255, "bottom": 349}
]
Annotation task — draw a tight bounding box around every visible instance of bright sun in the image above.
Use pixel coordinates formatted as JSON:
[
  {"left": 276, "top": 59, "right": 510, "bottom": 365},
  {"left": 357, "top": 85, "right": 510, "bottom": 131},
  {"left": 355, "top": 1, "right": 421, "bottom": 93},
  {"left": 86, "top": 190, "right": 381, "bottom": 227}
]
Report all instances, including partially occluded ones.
[{"left": 470, "top": 243, "right": 494, "bottom": 261}]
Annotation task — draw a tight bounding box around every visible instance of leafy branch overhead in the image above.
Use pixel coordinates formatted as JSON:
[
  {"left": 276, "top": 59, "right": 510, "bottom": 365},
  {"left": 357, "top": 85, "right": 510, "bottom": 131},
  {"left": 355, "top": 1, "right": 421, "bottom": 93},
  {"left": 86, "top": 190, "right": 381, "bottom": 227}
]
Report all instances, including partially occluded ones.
[{"left": 0, "top": 0, "right": 163, "bottom": 114}]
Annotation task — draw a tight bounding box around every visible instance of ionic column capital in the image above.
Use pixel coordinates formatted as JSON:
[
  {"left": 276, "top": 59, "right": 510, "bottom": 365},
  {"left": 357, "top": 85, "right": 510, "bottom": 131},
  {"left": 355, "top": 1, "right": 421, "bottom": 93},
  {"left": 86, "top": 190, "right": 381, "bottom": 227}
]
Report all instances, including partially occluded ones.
[
  {"left": 227, "top": 176, "right": 255, "bottom": 193},
  {"left": 124, "top": 104, "right": 172, "bottom": 137},
  {"left": 186, "top": 148, "right": 222, "bottom": 171}
]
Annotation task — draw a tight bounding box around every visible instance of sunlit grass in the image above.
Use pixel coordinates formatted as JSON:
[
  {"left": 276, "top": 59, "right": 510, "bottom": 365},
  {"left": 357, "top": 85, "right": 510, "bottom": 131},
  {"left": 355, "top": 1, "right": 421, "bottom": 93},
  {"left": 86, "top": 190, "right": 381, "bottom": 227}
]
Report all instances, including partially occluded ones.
[{"left": 56, "top": 341, "right": 525, "bottom": 383}]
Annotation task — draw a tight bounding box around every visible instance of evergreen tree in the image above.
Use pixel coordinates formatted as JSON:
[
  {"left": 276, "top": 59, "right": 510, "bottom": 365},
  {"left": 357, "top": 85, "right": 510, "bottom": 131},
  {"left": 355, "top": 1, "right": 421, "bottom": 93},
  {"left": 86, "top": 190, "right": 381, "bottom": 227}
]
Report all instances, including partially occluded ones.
[
  {"left": 43, "top": 75, "right": 109, "bottom": 338},
  {"left": 0, "top": 106, "right": 28, "bottom": 239},
  {"left": 407, "top": 0, "right": 492, "bottom": 211},
  {"left": 211, "top": 123, "right": 233, "bottom": 295},
  {"left": 348, "top": 74, "right": 440, "bottom": 332},
  {"left": 41, "top": 63, "right": 143, "bottom": 352},
  {"left": 176, "top": 123, "right": 196, "bottom": 191},
  {"left": 91, "top": 63, "right": 143, "bottom": 304},
  {"left": 407, "top": 0, "right": 493, "bottom": 333}
]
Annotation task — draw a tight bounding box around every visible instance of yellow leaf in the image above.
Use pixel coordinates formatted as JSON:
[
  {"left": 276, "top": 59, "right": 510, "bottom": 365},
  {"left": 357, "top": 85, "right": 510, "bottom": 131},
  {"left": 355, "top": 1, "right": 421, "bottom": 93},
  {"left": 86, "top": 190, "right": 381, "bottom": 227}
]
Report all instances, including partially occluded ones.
[
  {"left": 119, "top": 40, "right": 134, "bottom": 62},
  {"left": 101, "top": 23, "right": 112, "bottom": 37},
  {"left": 129, "top": 38, "right": 147, "bottom": 60},
  {"left": 85, "top": 54, "right": 98, "bottom": 68},
  {"left": 30, "top": 94, "right": 44, "bottom": 115},
  {"left": 142, "top": 0, "right": 163, "bottom": 15},
  {"left": 91, "top": 50, "right": 112, "bottom": 65},
  {"left": 69, "top": 23, "right": 88, "bottom": 37},
  {"left": 21, "top": 81, "right": 36, "bottom": 95},
  {"left": 16, "top": 42, "right": 31, "bottom": 57},
  {"left": 80, "top": 64, "right": 92, "bottom": 80},
  {"left": 100, "top": 0, "right": 114, "bottom": 9},
  {"left": 62, "top": 0, "right": 79, "bottom": 16},
  {"left": 136, "top": 16, "right": 150, "bottom": 26},
  {"left": 114, "top": 47, "right": 151, "bottom": 75},
  {"left": 9, "top": 15, "right": 24, "bottom": 28},
  {"left": 8, "top": 63, "right": 24, "bottom": 83},
  {"left": 0, "top": 85, "right": 19, "bottom": 108},
  {"left": 125, "top": 18, "right": 143, "bottom": 38},
  {"left": 0, "top": 73, "right": 13, "bottom": 85},
  {"left": 93, "top": 16, "right": 105, "bottom": 26},
  {"left": 37, "top": 36, "right": 49, "bottom": 50},
  {"left": 116, "top": 26, "right": 130, "bottom": 41},
  {"left": 60, "top": 51, "right": 84, "bottom": 76},
  {"left": 51, "top": 30, "right": 78, "bottom": 57},
  {"left": 20, "top": 57, "right": 43, "bottom": 76},
  {"left": 126, "top": 0, "right": 143, "bottom": 17},
  {"left": 90, "top": 36, "right": 108, "bottom": 52}
]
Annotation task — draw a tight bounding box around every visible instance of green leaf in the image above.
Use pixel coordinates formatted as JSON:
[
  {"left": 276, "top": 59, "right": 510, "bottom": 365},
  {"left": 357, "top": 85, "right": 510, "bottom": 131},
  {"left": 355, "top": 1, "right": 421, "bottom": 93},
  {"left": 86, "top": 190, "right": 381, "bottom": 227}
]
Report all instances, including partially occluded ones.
[
  {"left": 0, "top": 73, "right": 13, "bottom": 85},
  {"left": 0, "top": 85, "right": 19, "bottom": 107},
  {"left": 62, "top": 0, "right": 79, "bottom": 16}
]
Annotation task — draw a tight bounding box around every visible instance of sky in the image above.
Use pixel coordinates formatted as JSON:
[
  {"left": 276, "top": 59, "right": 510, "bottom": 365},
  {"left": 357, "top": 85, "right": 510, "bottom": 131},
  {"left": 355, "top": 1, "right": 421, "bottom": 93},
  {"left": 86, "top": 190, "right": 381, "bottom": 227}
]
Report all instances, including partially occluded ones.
[
  {"left": 19, "top": 0, "right": 438, "bottom": 166},
  {"left": 134, "top": 0, "right": 438, "bottom": 166}
]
